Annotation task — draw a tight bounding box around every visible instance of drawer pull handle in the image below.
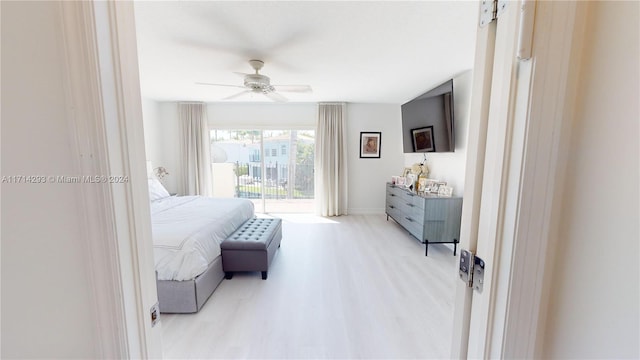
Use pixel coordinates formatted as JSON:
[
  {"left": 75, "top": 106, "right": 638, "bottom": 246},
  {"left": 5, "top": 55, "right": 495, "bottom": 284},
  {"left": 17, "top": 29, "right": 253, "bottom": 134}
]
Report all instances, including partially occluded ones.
[
  {"left": 390, "top": 194, "right": 396, "bottom": 197},
  {"left": 407, "top": 193, "right": 415, "bottom": 197},
  {"left": 389, "top": 205, "right": 395, "bottom": 209},
  {"left": 405, "top": 217, "right": 413, "bottom": 222},
  {"left": 407, "top": 203, "right": 414, "bottom": 207}
]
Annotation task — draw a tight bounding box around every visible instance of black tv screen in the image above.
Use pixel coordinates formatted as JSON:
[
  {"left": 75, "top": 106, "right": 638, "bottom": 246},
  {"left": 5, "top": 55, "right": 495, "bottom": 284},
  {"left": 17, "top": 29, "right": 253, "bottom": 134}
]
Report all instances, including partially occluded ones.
[{"left": 401, "top": 79, "right": 455, "bottom": 153}]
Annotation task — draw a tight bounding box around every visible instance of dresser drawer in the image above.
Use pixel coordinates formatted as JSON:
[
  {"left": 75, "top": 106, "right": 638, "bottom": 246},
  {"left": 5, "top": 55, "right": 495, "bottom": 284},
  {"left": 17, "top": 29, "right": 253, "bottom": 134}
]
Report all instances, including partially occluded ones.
[
  {"left": 388, "top": 188, "right": 426, "bottom": 211},
  {"left": 393, "top": 210, "right": 423, "bottom": 240},
  {"left": 401, "top": 191, "right": 422, "bottom": 209},
  {"left": 402, "top": 203, "right": 423, "bottom": 224},
  {"left": 386, "top": 202, "right": 402, "bottom": 218},
  {"left": 386, "top": 184, "right": 406, "bottom": 198},
  {"left": 386, "top": 192, "right": 402, "bottom": 208}
]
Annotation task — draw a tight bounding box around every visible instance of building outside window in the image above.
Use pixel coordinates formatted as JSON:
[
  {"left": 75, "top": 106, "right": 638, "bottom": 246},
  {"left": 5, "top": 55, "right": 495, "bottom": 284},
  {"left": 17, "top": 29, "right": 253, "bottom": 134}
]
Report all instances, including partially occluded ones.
[{"left": 210, "top": 129, "right": 315, "bottom": 213}]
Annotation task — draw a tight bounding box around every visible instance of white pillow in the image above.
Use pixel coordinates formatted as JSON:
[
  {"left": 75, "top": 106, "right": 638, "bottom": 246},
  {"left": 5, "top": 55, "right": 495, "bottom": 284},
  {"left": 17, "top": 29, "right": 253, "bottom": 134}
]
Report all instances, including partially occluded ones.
[{"left": 148, "top": 178, "right": 171, "bottom": 201}]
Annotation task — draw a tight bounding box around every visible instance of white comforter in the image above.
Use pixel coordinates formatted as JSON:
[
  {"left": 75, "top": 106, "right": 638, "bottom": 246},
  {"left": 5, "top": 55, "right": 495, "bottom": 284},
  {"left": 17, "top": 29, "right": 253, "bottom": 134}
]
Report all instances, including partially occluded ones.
[{"left": 150, "top": 196, "right": 254, "bottom": 281}]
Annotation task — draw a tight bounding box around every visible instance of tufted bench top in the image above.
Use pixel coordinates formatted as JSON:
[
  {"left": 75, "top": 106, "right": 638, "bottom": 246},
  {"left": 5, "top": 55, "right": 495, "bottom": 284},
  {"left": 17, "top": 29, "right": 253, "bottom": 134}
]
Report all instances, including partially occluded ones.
[{"left": 221, "top": 218, "right": 282, "bottom": 251}]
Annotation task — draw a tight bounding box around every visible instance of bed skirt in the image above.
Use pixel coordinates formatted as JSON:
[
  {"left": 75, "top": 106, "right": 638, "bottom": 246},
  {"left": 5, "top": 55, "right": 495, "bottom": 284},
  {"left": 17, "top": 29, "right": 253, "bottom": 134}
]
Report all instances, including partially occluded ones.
[{"left": 156, "top": 256, "right": 225, "bottom": 313}]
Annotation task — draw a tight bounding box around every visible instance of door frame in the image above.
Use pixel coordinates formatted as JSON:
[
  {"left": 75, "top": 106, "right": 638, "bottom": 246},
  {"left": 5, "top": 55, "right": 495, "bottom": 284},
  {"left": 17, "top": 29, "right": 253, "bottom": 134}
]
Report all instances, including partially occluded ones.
[
  {"left": 65, "top": 0, "right": 588, "bottom": 357},
  {"left": 59, "top": 1, "right": 162, "bottom": 357},
  {"left": 451, "top": 1, "right": 587, "bottom": 358}
]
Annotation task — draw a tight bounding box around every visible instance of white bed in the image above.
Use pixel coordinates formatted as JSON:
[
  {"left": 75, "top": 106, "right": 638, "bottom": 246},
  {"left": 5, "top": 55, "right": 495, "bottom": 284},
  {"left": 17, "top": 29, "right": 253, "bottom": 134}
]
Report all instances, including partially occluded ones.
[
  {"left": 151, "top": 195, "right": 255, "bottom": 281},
  {"left": 148, "top": 178, "right": 254, "bottom": 312}
]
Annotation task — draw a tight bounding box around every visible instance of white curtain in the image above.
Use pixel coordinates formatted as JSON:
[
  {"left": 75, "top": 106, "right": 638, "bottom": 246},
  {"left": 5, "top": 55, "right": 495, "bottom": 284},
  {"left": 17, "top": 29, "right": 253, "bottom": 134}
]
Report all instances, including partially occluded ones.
[
  {"left": 315, "top": 103, "right": 348, "bottom": 216},
  {"left": 178, "top": 103, "right": 212, "bottom": 196}
]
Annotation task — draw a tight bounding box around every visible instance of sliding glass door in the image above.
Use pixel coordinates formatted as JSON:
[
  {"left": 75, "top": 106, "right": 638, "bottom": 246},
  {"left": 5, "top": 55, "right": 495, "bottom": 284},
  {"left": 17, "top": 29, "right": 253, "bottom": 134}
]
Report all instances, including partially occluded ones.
[{"left": 210, "top": 129, "right": 314, "bottom": 213}]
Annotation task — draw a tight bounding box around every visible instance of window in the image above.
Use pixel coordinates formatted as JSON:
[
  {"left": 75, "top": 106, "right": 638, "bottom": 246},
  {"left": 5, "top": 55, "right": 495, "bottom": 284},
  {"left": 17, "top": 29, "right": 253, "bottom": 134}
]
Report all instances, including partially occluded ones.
[
  {"left": 250, "top": 150, "right": 260, "bottom": 162},
  {"left": 271, "top": 149, "right": 277, "bottom": 157},
  {"left": 281, "top": 145, "right": 287, "bottom": 155}
]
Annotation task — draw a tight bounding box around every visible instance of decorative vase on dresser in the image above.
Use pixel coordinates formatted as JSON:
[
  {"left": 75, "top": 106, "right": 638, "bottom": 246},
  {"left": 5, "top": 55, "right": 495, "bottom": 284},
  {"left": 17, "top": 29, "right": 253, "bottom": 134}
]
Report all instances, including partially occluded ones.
[{"left": 385, "top": 182, "right": 462, "bottom": 256}]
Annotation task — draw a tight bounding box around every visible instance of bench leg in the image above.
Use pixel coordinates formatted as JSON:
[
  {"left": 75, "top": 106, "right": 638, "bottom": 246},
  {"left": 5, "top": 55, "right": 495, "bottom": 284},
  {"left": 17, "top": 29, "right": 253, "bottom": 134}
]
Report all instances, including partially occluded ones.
[
  {"left": 261, "top": 271, "right": 268, "bottom": 280},
  {"left": 225, "top": 272, "right": 233, "bottom": 280}
]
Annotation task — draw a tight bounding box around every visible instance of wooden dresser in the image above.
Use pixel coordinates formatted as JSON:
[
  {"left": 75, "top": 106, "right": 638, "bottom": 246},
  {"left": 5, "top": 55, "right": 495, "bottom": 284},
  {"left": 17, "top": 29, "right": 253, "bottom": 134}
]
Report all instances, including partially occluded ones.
[{"left": 385, "top": 183, "right": 462, "bottom": 256}]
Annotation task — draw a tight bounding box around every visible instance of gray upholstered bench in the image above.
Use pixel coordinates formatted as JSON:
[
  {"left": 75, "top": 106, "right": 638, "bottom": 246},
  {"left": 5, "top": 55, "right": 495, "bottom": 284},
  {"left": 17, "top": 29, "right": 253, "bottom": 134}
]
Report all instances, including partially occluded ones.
[{"left": 221, "top": 217, "right": 282, "bottom": 280}]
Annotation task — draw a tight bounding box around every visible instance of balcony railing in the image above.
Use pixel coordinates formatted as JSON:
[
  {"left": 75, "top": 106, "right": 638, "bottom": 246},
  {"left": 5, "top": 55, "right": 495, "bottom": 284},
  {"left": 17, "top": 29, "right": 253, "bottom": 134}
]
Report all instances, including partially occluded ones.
[{"left": 234, "top": 162, "right": 314, "bottom": 199}]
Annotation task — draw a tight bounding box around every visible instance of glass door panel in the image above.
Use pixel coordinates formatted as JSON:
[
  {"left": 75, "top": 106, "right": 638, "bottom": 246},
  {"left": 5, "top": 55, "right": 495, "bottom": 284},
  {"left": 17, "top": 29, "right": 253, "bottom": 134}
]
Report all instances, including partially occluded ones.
[
  {"left": 262, "top": 130, "right": 314, "bottom": 213},
  {"left": 210, "top": 129, "right": 314, "bottom": 214}
]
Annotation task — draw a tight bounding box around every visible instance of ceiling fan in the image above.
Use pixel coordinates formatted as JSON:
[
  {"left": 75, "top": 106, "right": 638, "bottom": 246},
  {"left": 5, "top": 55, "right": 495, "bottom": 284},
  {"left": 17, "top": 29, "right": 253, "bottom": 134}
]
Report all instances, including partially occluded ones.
[{"left": 196, "top": 59, "right": 312, "bottom": 102}]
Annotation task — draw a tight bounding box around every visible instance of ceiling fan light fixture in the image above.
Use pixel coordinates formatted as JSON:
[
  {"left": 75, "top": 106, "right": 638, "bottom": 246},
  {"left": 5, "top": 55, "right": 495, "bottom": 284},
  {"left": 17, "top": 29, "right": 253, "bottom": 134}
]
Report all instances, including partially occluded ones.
[
  {"left": 196, "top": 59, "right": 310, "bottom": 102},
  {"left": 244, "top": 73, "right": 270, "bottom": 90}
]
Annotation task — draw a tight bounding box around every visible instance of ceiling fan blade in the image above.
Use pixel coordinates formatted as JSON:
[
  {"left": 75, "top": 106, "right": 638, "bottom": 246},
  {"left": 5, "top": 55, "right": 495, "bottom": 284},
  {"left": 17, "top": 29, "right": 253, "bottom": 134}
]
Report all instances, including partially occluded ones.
[
  {"left": 233, "top": 72, "right": 250, "bottom": 77},
  {"left": 272, "top": 85, "right": 312, "bottom": 93},
  {"left": 223, "top": 90, "right": 252, "bottom": 100},
  {"left": 196, "top": 82, "right": 245, "bottom": 89},
  {"left": 263, "top": 91, "right": 288, "bottom": 102}
]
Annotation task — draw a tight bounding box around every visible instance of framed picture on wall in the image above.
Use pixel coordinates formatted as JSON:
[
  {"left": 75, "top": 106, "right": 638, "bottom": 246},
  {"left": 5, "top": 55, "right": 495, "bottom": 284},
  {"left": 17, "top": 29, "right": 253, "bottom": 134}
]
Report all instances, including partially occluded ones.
[
  {"left": 360, "top": 132, "right": 381, "bottom": 158},
  {"left": 411, "top": 126, "right": 436, "bottom": 152}
]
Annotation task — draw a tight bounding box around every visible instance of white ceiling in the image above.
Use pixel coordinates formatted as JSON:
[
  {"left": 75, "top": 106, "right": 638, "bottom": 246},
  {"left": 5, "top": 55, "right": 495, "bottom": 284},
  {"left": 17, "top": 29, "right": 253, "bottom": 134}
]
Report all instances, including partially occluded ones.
[{"left": 134, "top": 1, "right": 478, "bottom": 104}]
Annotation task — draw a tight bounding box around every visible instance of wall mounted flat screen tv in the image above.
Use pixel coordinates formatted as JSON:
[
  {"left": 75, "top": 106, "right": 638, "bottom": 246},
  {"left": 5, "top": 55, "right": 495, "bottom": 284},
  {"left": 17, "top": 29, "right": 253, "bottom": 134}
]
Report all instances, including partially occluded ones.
[{"left": 401, "top": 79, "right": 455, "bottom": 153}]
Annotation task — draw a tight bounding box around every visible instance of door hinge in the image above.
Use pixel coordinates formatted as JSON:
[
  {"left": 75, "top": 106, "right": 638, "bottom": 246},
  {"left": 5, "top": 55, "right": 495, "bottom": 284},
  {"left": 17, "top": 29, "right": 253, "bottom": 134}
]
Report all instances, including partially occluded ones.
[
  {"left": 459, "top": 249, "right": 486, "bottom": 293},
  {"left": 479, "top": 0, "right": 508, "bottom": 27}
]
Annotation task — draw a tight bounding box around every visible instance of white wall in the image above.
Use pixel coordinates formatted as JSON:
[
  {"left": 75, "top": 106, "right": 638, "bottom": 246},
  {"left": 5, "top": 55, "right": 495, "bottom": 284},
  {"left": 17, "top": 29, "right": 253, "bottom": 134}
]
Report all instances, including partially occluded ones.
[
  {"left": 141, "top": 98, "right": 162, "bottom": 167},
  {"left": 346, "top": 104, "right": 405, "bottom": 214},
  {"left": 157, "top": 102, "right": 180, "bottom": 193},
  {"left": 208, "top": 103, "right": 316, "bottom": 129},
  {"left": 404, "top": 71, "right": 472, "bottom": 196},
  {"left": 543, "top": 2, "right": 639, "bottom": 358},
  {"left": 1, "top": 2, "right": 98, "bottom": 357},
  {"left": 141, "top": 100, "right": 180, "bottom": 193}
]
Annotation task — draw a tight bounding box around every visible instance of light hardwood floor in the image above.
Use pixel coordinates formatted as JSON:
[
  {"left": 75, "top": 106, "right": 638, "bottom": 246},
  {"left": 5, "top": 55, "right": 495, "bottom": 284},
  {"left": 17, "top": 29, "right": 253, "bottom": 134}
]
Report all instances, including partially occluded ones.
[{"left": 160, "top": 214, "right": 457, "bottom": 359}]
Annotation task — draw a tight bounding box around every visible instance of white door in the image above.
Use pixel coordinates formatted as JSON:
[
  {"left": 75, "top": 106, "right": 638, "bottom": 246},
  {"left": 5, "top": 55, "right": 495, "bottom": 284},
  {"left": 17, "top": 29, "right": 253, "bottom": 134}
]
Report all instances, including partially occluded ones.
[{"left": 452, "top": 1, "right": 586, "bottom": 358}]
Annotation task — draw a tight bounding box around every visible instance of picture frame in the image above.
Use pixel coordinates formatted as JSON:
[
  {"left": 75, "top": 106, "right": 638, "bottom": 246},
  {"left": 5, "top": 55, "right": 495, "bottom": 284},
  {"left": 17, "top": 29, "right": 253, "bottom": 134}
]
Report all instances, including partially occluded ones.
[
  {"left": 360, "top": 132, "right": 381, "bottom": 158},
  {"left": 411, "top": 126, "right": 436, "bottom": 152},
  {"left": 424, "top": 179, "right": 440, "bottom": 193},
  {"left": 406, "top": 173, "right": 417, "bottom": 189},
  {"left": 430, "top": 181, "right": 447, "bottom": 194},
  {"left": 396, "top": 177, "right": 406, "bottom": 186},
  {"left": 418, "top": 177, "right": 428, "bottom": 192},
  {"left": 438, "top": 185, "right": 454, "bottom": 197},
  {"left": 402, "top": 167, "right": 411, "bottom": 178}
]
